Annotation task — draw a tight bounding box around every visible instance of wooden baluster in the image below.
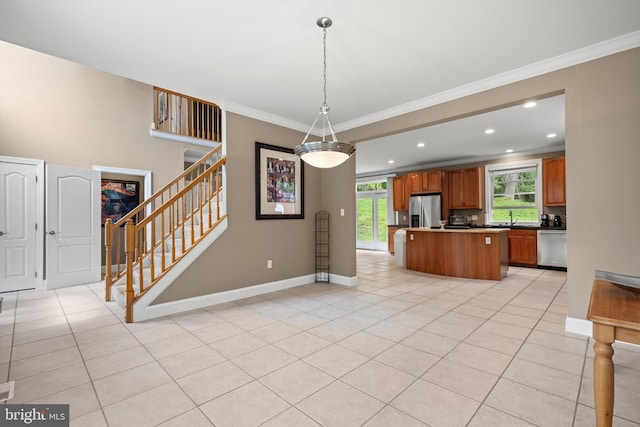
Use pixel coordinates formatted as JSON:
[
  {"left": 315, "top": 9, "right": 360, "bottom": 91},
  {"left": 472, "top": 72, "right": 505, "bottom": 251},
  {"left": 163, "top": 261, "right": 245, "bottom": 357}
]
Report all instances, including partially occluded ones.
[
  {"left": 160, "top": 209, "right": 166, "bottom": 270},
  {"left": 125, "top": 219, "right": 135, "bottom": 323},
  {"left": 216, "top": 169, "right": 221, "bottom": 220},
  {"left": 104, "top": 219, "right": 113, "bottom": 301},
  {"left": 182, "top": 194, "right": 188, "bottom": 253},
  {"left": 136, "top": 228, "right": 143, "bottom": 290}
]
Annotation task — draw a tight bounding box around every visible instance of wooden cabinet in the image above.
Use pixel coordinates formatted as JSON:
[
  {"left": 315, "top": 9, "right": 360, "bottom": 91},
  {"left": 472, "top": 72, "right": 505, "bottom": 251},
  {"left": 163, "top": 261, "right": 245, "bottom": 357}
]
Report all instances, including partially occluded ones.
[
  {"left": 393, "top": 176, "right": 409, "bottom": 211},
  {"left": 409, "top": 173, "right": 422, "bottom": 194},
  {"left": 508, "top": 229, "right": 537, "bottom": 266},
  {"left": 543, "top": 157, "right": 566, "bottom": 206},
  {"left": 449, "top": 167, "right": 483, "bottom": 209},
  {"left": 410, "top": 171, "right": 443, "bottom": 194}
]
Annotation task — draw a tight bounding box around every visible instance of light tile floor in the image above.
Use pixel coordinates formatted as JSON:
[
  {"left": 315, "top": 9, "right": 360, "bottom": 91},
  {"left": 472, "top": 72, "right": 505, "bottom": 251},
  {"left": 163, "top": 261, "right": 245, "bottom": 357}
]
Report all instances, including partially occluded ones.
[{"left": 1, "top": 250, "right": 639, "bottom": 426}]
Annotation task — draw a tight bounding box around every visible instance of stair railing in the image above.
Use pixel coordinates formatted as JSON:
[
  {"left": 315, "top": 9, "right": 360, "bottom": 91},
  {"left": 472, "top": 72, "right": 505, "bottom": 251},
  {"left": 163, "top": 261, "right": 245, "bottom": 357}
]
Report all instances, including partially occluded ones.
[{"left": 104, "top": 145, "right": 226, "bottom": 321}]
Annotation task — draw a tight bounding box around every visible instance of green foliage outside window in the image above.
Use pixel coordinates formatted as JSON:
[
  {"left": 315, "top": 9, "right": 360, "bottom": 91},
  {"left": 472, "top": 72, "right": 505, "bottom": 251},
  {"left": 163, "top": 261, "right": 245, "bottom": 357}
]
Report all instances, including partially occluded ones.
[
  {"left": 490, "top": 168, "right": 539, "bottom": 223},
  {"left": 356, "top": 182, "right": 387, "bottom": 192},
  {"left": 357, "top": 198, "right": 373, "bottom": 242}
]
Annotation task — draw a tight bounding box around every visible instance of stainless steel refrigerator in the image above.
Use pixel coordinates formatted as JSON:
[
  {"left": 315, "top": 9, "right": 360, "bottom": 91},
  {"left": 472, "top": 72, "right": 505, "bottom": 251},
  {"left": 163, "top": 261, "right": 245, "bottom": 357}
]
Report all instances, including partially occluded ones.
[{"left": 409, "top": 194, "right": 441, "bottom": 228}]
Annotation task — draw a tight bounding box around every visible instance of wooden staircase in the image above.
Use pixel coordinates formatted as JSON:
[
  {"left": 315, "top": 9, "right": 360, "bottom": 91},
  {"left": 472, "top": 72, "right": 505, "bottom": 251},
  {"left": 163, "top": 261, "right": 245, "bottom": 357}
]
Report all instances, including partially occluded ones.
[{"left": 104, "top": 146, "right": 226, "bottom": 322}]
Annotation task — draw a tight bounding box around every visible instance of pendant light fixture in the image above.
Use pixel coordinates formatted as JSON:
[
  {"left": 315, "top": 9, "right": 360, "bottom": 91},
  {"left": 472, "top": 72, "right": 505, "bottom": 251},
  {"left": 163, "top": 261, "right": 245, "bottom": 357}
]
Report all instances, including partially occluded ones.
[{"left": 294, "top": 17, "right": 355, "bottom": 168}]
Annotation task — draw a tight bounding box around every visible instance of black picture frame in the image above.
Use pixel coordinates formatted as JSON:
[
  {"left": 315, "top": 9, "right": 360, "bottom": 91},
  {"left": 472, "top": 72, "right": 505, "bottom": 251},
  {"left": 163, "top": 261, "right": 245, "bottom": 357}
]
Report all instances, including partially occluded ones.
[
  {"left": 255, "top": 142, "right": 304, "bottom": 220},
  {"left": 101, "top": 179, "right": 140, "bottom": 225}
]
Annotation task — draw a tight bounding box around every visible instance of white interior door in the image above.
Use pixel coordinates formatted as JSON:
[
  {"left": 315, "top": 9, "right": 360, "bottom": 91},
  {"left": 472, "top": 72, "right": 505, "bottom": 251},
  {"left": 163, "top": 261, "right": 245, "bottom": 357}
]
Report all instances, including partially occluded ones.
[
  {"left": 46, "top": 164, "right": 101, "bottom": 289},
  {"left": 0, "top": 162, "right": 37, "bottom": 292}
]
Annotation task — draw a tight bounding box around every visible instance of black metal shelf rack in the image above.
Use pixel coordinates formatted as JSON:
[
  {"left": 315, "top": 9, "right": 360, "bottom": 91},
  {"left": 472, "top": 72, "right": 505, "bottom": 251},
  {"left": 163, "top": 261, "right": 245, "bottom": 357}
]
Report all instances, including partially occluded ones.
[{"left": 315, "top": 211, "right": 329, "bottom": 283}]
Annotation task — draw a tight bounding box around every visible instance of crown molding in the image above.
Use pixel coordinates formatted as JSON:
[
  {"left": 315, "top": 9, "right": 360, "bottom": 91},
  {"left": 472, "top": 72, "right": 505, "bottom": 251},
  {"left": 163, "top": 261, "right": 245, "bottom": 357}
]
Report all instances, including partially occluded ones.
[
  {"left": 224, "top": 100, "right": 312, "bottom": 135},
  {"left": 335, "top": 31, "right": 640, "bottom": 133}
]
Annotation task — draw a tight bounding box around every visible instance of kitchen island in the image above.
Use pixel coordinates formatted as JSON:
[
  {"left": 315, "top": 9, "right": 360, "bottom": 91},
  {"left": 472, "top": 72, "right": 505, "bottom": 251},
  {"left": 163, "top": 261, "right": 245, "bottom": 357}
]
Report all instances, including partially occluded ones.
[{"left": 405, "top": 227, "right": 509, "bottom": 281}]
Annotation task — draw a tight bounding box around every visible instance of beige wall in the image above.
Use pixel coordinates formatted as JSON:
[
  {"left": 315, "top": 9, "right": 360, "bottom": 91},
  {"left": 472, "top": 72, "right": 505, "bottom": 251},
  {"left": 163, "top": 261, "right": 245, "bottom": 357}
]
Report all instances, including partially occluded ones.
[
  {"left": 156, "top": 113, "right": 357, "bottom": 302},
  {"left": 341, "top": 48, "right": 640, "bottom": 319},
  {"left": 0, "top": 42, "right": 184, "bottom": 187},
  {"left": 155, "top": 113, "right": 327, "bottom": 303},
  {"left": 321, "top": 157, "right": 357, "bottom": 277}
]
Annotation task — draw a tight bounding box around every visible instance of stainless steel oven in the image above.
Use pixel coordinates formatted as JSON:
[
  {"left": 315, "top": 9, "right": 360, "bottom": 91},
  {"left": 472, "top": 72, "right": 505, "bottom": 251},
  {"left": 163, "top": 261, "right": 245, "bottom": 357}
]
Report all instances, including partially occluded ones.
[{"left": 537, "top": 229, "right": 567, "bottom": 269}]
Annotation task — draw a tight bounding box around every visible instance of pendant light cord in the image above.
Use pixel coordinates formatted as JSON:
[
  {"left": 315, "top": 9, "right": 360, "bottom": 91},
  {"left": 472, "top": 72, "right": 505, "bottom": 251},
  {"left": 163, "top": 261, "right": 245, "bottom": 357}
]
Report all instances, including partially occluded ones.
[{"left": 322, "top": 25, "right": 327, "bottom": 107}]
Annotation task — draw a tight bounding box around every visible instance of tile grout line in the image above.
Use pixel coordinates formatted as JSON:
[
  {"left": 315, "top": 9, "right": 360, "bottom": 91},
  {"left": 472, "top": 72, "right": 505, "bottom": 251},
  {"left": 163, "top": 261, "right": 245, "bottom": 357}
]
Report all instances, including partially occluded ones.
[
  {"left": 571, "top": 333, "right": 592, "bottom": 427},
  {"left": 2, "top": 291, "right": 18, "bottom": 387},
  {"left": 464, "top": 273, "right": 574, "bottom": 425}
]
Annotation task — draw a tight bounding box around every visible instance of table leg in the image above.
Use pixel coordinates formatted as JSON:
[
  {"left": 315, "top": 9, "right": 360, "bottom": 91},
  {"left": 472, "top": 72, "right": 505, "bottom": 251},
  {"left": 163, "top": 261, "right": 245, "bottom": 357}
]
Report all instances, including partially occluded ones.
[{"left": 592, "top": 323, "right": 615, "bottom": 427}]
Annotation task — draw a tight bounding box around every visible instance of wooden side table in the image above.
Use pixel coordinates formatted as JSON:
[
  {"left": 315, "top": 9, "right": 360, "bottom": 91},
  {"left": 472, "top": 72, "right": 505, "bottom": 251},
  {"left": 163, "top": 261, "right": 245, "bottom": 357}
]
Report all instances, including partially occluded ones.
[{"left": 587, "top": 279, "right": 640, "bottom": 427}]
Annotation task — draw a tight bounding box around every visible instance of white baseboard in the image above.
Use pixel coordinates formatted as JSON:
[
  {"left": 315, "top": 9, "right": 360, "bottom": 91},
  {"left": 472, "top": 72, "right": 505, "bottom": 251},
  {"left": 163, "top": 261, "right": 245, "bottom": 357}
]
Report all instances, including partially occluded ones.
[
  {"left": 565, "top": 316, "right": 640, "bottom": 351},
  {"left": 134, "top": 271, "right": 359, "bottom": 321},
  {"left": 565, "top": 316, "right": 593, "bottom": 337},
  {"left": 136, "top": 273, "right": 316, "bottom": 321},
  {"left": 329, "top": 274, "right": 358, "bottom": 287}
]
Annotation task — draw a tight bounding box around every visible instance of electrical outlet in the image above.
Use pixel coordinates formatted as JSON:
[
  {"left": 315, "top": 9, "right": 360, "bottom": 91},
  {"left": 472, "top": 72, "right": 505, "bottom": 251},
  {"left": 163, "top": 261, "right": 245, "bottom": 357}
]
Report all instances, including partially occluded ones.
[
  {"left": 485, "top": 237, "right": 491, "bottom": 244},
  {"left": 471, "top": 215, "right": 478, "bottom": 220},
  {"left": 340, "top": 208, "right": 345, "bottom": 216},
  {"left": 267, "top": 260, "right": 272, "bottom": 269}
]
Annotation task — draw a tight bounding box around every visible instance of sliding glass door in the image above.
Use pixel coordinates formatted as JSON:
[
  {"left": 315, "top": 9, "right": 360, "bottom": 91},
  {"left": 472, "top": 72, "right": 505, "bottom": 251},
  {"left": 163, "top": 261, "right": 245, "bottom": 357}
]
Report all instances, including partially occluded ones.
[{"left": 356, "top": 188, "right": 388, "bottom": 251}]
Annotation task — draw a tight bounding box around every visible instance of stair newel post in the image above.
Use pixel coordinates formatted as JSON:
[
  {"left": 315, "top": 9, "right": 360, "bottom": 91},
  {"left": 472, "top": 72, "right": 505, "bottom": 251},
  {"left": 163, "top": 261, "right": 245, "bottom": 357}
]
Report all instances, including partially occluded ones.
[
  {"left": 104, "top": 219, "right": 113, "bottom": 301},
  {"left": 125, "top": 219, "right": 135, "bottom": 323}
]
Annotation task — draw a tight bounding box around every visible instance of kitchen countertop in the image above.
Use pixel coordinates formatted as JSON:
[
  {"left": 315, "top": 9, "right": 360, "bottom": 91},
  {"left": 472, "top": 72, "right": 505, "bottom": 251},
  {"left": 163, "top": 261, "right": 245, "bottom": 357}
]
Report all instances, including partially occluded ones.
[
  {"left": 405, "top": 227, "right": 509, "bottom": 233},
  {"left": 390, "top": 224, "right": 566, "bottom": 230},
  {"left": 471, "top": 225, "right": 567, "bottom": 231}
]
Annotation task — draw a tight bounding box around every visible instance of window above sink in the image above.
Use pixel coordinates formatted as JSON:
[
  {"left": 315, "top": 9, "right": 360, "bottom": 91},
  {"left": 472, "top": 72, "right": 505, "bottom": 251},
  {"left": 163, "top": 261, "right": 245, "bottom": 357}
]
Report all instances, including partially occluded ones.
[{"left": 485, "top": 159, "right": 542, "bottom": 226}]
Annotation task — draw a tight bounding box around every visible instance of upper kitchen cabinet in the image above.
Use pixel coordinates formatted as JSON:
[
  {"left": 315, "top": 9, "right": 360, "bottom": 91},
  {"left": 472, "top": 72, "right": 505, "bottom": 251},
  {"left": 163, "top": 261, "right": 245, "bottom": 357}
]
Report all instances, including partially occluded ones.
[
  {"left": 393, "top": 175, "right": 410, "bottom": 211},
  {"left": 449, "top": 167, "right": 483, "bottom": 209},
  {"left": 410, "top": 171, "right": 443, "bottom": 194},
  {"left": 543, "top": 157, "right": 566, "bottom": 206}
]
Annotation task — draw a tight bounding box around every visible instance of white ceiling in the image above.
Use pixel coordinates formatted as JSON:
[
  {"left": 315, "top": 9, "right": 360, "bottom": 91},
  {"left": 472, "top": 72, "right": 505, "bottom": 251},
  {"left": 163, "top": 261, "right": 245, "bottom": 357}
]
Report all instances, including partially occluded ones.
[
  {"left": 1, "top": 1, "right": 639, "bottom": 175},
  {"left": 356, "top": 94, "right": 566, "bottom": 177}
]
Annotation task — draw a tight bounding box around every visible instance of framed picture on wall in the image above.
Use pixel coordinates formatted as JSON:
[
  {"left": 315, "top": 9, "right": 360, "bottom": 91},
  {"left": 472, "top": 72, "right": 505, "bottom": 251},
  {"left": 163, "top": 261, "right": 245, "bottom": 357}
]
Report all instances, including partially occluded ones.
[
  {"left": 101, "top": 179, "right": 140, "bottom": 224},
  {"left": 255, "top": 141, "right": 304, "bottom": 220}
]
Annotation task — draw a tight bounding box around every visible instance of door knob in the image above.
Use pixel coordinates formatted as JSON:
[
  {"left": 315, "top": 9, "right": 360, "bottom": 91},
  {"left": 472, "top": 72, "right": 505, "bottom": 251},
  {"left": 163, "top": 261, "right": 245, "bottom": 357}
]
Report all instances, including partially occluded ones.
[
  {"left": 48, "top": 230, "right": 56, "bottom": 235},
  {"left": 0, "top": 231, "right": 4, "bottom": 236}
]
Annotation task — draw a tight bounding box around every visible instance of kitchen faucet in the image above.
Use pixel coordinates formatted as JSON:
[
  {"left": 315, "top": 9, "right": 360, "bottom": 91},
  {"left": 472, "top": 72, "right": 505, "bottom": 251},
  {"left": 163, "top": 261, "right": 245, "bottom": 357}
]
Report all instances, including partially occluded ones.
[{"left": 509, "top": 209, "right": 518, "bottom": 226}]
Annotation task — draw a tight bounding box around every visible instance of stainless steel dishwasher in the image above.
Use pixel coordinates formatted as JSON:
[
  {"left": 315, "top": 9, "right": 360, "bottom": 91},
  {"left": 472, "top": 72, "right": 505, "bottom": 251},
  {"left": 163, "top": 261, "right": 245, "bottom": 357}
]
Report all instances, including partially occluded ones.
[{"left": 537, "top": 229, "right": 567, "bottom": 269}]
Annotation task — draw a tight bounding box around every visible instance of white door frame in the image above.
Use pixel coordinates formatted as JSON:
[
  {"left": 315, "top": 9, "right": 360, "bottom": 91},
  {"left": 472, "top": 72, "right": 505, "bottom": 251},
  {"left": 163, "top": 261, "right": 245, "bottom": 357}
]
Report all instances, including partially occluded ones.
[
  {"left": 92, "top": 165, "right": 153, "bottom": 255},
  {"left": 92, "top": 165, "right": 152, "bottom": 212},
  {"left": 0, "top": 156, "right": 45, "bottom": 289}
]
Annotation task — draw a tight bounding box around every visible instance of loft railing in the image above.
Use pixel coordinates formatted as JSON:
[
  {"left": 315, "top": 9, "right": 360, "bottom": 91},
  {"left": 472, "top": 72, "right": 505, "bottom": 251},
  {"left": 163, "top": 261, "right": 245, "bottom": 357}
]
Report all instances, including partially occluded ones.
[
  {"left": 104, "top": 145, "right": 226, "bottom": 322},
  {"left": 153, "top": 87, "right": 222, "bottom": 143}
]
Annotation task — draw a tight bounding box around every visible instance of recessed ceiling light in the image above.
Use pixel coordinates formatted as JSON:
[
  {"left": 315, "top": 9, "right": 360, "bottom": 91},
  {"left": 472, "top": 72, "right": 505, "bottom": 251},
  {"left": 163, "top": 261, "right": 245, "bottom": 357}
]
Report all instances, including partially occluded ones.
[
  {"left": 417, "top": 142, "right": 425, "bottom": 148},
  {"left": 485, "top": 128, "right": 495, "bottom": 134},
  {"left": 388, "top": 160, "right": 395, "bottom": 164},
  {"left": 505, "top": 149, "right": 514, "bottom": 153},
  {"left": 547, "top": 133, "right": 557, "bottom": 138},
  {"left": 524, "top": 101, "right": 537, "bottom": 108}
]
